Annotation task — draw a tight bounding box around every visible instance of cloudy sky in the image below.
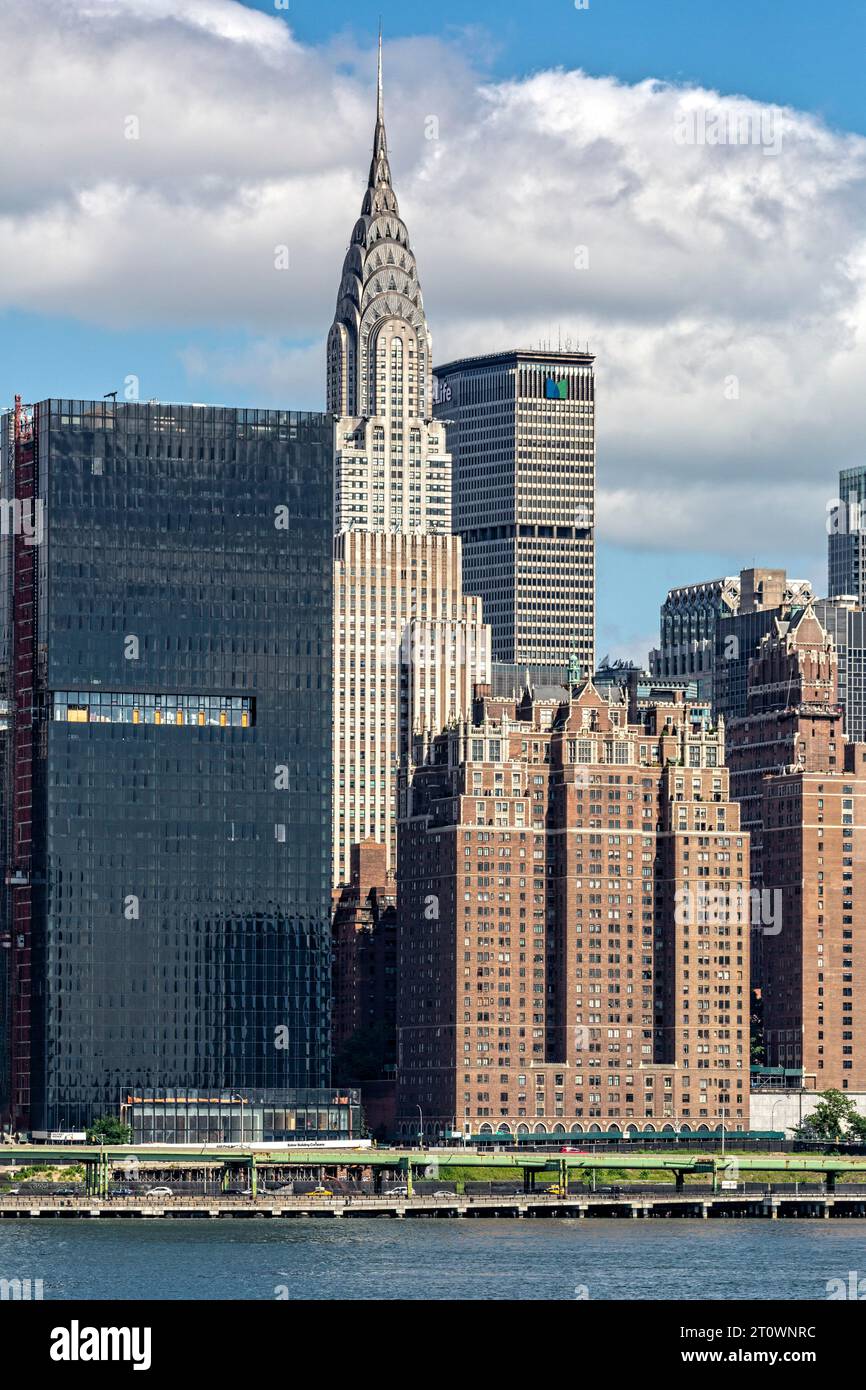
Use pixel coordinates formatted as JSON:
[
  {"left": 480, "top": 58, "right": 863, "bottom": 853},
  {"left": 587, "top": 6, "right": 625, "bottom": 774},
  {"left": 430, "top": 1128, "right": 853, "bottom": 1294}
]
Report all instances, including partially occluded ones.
[{"left": 2, "top": 0, "right": 865, "bottom": 661}]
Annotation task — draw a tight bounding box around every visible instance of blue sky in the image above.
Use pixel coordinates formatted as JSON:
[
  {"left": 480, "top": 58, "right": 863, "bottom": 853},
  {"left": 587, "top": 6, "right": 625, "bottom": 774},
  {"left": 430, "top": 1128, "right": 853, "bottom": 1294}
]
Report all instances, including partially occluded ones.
[
  {"left": 2, "top": 0, "right": 864, "bottom": 663},
  {"left": 251, "top": 0, "right": 866, "bottom": 136}
]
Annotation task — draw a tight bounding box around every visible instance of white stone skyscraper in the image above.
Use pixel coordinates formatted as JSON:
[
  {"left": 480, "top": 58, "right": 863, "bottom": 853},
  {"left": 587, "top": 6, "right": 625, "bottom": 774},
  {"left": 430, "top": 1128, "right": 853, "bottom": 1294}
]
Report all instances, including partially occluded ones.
[
  {"left": 329, "top": 39, "right": 490, "bottom": 885},
  {"left": 327, "top": 36, "right": 451, "bottom": 531}
]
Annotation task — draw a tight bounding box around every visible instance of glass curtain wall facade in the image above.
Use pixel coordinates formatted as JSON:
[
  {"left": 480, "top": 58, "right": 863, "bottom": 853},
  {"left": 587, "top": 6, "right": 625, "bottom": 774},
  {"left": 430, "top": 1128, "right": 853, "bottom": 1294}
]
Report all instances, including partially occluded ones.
[
  {"left": 0, "top": 399, "right": 333, "bottom": 1132},
  {"left": 829, "top": 466, "right": 866, "bottom": 604},
  {"left": 123, "top": 1088, "right": 362, "bottom": 1144}
]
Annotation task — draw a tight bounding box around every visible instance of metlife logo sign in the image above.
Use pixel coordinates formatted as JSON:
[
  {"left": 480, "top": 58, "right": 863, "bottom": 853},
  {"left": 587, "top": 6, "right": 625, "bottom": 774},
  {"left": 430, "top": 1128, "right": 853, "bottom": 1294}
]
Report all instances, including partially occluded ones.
[{"left": 544, "top": 377, "right": 568, "bottom": 399}]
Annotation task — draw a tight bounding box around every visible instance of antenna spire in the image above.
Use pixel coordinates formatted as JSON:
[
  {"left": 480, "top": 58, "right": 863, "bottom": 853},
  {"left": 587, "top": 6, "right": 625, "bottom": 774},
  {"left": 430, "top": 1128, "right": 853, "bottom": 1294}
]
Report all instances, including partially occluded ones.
[
  {"left": 377, "top": 21, "right": 384, "bottom": 126},
  {"left": 368, "top": 22, "right": 390, "bottom": 186}
]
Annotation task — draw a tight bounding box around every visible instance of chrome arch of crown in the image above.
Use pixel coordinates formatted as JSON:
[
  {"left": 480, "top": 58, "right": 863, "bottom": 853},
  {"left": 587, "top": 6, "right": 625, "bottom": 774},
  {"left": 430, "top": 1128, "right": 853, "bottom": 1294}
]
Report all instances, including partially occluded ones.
[{"left": 327, "top": 31, "right": 433, "bottom": 421}]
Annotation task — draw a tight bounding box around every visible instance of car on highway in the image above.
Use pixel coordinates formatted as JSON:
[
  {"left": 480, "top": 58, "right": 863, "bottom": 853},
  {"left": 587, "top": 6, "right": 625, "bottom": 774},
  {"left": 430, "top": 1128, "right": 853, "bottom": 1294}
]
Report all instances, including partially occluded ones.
[
  {"left": 144, "top": 1186, "right": 173, "bottom": 1198},
  {"left": 383, "top": 1184, "right": 409, "bottom": 1196},
  {"left": 308, "top": 1185, "right": 333, "bottom": 1197}
]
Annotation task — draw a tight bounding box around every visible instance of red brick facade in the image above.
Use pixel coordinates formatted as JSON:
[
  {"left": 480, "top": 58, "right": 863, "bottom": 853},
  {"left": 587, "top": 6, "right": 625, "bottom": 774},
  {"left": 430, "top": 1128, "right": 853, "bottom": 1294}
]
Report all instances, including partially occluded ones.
[
  {"left": 728, "top": 608, "right": 866, "bottom": 1089},
  {"left": 397, "top": 680, "right": 750, "bottom": 1141},
  {"left": 331, "top": 841, "right": 397, "bottom": 1134}
]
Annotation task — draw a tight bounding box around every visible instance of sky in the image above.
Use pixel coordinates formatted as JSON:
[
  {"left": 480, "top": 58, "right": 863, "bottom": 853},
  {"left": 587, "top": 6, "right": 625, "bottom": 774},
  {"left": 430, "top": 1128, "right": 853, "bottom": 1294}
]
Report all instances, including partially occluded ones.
[{"left": 1, "top": 0, "right": 865, "bottom": 662}]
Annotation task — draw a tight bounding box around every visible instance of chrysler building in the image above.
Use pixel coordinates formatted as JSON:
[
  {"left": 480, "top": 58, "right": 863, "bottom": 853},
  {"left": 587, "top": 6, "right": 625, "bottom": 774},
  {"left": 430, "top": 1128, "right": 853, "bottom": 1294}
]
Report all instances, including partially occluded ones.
[
  {"left": 327, "top": 36, "right": 451, "bottom": 531},
  {"left": 329, "top": 37, "right": 490, "bottom": 884}
]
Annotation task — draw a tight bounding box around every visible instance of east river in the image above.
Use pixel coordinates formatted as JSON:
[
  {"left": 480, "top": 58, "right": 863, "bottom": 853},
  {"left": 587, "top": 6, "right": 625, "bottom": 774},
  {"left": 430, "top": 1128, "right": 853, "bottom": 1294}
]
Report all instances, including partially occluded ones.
[{"left": 1, "top": 1218, "right": 865, "bottom": 1300}]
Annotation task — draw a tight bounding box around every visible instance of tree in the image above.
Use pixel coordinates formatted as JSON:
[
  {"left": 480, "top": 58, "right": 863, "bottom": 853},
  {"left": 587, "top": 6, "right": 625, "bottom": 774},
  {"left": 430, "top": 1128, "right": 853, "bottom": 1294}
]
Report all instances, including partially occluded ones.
[
  {"left": 333, "top": 1020, "right": 392, "bottom": 1085},
  {"left": 793, "top": 1090, "right": 858, "bottom": 1143},
  {"left": 86, "top": 1116, "right": 132, "bottom": 1145},
  {"left": 749, "top": 992, "right": 765, "bottom": 1063}
]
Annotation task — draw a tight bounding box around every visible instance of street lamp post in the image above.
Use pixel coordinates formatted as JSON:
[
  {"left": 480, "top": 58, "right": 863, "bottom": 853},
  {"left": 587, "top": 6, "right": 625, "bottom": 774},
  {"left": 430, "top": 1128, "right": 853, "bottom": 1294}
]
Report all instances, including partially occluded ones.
[
  {"left": 770, "top": 1095, "right": 788, "bottom": 1141},
  {"left": 416, "top": 1106, "right": 424, "bottom": 1152}
]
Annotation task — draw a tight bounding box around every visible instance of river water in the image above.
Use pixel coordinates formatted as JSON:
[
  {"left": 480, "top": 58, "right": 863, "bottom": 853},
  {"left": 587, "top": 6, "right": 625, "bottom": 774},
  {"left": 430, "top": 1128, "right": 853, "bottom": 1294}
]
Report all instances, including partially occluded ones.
[{"left": 1, "top": 1218, "right": 865, "bottom": 1300}]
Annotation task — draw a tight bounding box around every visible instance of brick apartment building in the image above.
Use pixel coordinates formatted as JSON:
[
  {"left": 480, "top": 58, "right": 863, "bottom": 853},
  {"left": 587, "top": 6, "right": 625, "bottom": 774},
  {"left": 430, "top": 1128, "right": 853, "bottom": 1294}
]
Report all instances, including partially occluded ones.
[
  {"left": 396, "top": 678, "right": 750, "bottom": 1141},
  {"left": 331, "top": 841, "right": 397, "bottom": 1136},
  {"left": 727, "top": 606, "right": 866, "bottom": 1088}
]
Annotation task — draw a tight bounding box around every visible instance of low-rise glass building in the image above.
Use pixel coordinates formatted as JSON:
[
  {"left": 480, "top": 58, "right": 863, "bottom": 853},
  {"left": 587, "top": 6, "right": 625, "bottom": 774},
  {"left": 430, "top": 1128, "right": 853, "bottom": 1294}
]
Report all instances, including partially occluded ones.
[{"left": 121, "top": 1088, "right": 362, "bottom": 1144}]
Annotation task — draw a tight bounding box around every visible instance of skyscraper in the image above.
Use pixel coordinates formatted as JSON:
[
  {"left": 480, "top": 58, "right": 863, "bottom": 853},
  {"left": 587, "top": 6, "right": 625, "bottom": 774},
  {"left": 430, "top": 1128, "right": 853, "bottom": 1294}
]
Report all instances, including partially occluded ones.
[
  {"left": 813, "top": 596, "right": 866, "bottom": 745},
  {"left": 327, "top": 36, "right": 451, "bottom": 529},
  {"left": 0, "top": 694, "right": 9, "bottom": 1124},
  {"left": 650, "top": 567, "right": 813, "bottom": 715},
  {"left": 433, "top": 348, "right": 596, "bottom": 676},
  {"left": 650, "top": 574, "right": 741, "bottom": 700},
  {"left": 332, "top": 531, "right": 489, "bottom": 881},
  {"left": 0, "top": 398, "right": 341, "bottom": 1138},
  {"left": 328, "top": 39, "right": 490, "bottom": 885},
  {"left": 828, "top": 466, "right": 866, "bottom": 604}
]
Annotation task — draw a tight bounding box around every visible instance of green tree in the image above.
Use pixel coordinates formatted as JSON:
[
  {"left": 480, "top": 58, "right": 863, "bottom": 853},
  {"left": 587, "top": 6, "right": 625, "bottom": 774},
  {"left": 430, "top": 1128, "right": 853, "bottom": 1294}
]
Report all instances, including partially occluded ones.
[
  {"left": 333, "top": 1021, "right": 391, "bottom": 1084},
  {"left": 750, "top": 992, "right": 765, "bottom": 1063},
  {"left": 85, "top": 1116, "right": 132, "bottom": 1145},
  {"left": 793, "top": 1090, "right": 857, "bottom": 1142}
]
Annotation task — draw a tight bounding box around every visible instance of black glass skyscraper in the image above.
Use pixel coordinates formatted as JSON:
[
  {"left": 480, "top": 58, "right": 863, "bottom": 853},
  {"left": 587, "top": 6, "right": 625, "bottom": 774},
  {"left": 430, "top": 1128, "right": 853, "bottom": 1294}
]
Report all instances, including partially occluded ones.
[{"left": 1, "top": 398, "right": 336, "bottom": 1135}]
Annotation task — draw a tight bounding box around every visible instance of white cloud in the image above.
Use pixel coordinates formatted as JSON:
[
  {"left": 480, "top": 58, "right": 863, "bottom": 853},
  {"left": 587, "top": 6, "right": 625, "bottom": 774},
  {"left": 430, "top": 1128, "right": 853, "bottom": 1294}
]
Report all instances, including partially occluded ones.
[{"left": 1, "top": 0, "right": 865, "bottom": 573}]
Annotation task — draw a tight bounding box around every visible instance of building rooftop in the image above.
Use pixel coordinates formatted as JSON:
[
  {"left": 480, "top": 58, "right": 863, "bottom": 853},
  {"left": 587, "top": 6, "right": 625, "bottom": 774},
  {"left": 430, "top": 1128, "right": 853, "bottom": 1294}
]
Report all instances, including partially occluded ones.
[{"left": 434, "top": 346, "right": 595, "bottom": 375}]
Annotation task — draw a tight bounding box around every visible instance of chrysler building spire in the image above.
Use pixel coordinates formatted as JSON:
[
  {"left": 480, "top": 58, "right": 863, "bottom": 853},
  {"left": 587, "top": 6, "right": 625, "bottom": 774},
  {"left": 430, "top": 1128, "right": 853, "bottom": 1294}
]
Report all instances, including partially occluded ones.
[
  {"left": 377, "top": 23, "right": 383, "bottom": 127},
  {"left": 326, "top": 31, "right": 433, "bottom": 424},
  {"left": 328, "top": 35, "right": 489, "bottom": 889},
  {"left": 368, "top": 26, "right": 392, "bottom": 199}
]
